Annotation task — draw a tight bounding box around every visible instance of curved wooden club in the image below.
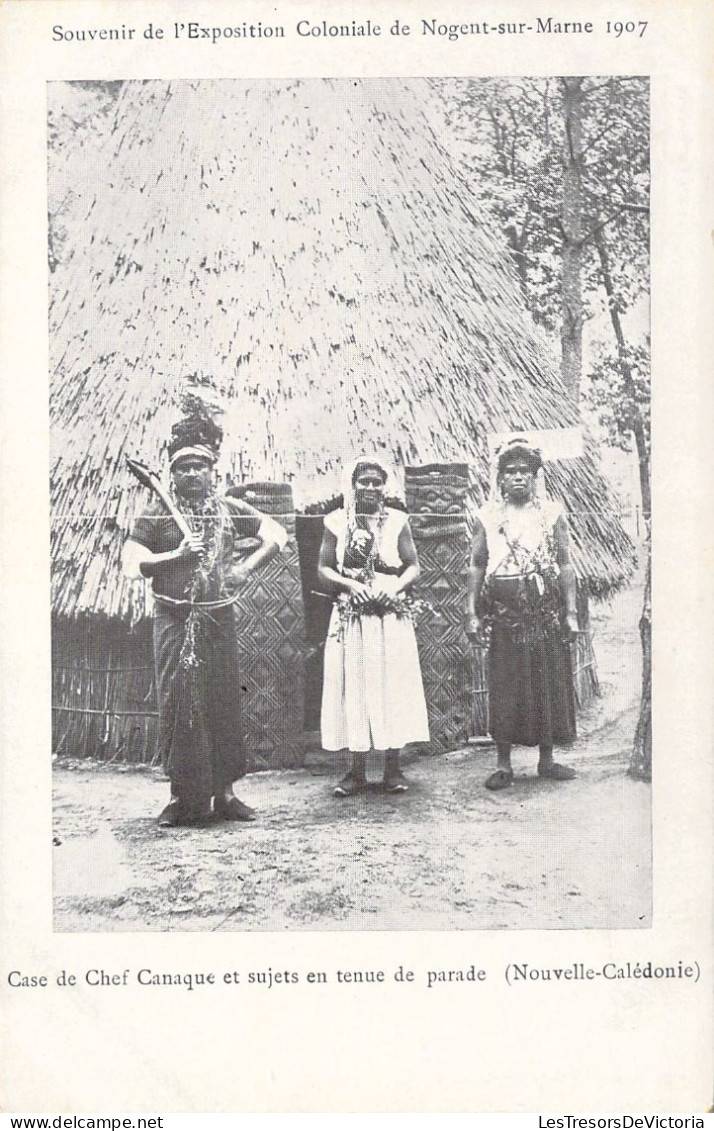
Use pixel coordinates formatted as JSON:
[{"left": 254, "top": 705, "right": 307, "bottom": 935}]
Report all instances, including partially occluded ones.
[{"left": 125, "top": 456, "right": 194, "bottom": 541}]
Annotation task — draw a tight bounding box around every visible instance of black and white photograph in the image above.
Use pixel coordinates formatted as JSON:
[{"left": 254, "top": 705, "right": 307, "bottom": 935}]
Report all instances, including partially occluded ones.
[
  {"left": 48, "top": 76, "right": 652, "bottom": 932},
  {"left": 3, "top": 0, "right": 714, "bottom": 1112}
]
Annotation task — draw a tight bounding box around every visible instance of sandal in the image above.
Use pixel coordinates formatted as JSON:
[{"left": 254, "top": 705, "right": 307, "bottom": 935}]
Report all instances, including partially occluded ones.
[
  {"left": 383, "top": 770, "right": 409, "bottom": 794},
  {"left": 157, "top": 800, "right": 184, "bottom": 827},
  {"left": 484, "top": 768, "right": 514, "bottom": 791},
  {"left": 333, "top": 772, "right": 365, "bottom": 797},
  {"left": 214, "top": 795, "right": 257, "bottom": 821},
  {"left": 538, "top": 762, "right": 576, "bottom": 781}
]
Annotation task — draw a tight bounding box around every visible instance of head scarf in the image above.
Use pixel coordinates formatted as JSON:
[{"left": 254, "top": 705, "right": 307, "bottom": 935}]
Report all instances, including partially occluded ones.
[{"left": 169, "top": 444, "right": 218, "bottom": 470}]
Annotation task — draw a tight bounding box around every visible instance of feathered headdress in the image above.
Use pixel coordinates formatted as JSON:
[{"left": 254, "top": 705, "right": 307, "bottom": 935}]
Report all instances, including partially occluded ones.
[{"left": 168, "top": 390, "right": 224, "bottom": 468}]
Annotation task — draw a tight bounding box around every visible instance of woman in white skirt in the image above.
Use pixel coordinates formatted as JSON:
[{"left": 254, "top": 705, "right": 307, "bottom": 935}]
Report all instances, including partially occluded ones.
[{"left": 317, "top": 457, "right": 430, "bottom": 796}]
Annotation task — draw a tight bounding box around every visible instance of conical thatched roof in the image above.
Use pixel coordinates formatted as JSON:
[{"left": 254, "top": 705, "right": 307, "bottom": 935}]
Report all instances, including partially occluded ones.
[{"left": 49, "top": 79, "right": 635, "bottom": 623}]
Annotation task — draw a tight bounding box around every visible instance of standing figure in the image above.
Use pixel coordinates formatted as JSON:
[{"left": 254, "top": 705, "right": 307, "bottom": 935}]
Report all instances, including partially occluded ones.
[
  {"left": 122, "top": 412, "right": 287, "bottom": 826},
  {"left": 466, "top": 437, "right": 579, "bottom": 790},
  {"left": 318, "top": 457, "right": 430, "bottom": 796}
]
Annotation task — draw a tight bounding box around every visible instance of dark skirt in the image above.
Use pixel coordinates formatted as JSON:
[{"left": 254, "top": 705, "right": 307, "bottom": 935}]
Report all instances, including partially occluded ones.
[
  {"left": 486, "top": 576, "right": 576, "bottom": 748},
  {"left": 154, "top": 603, "right": 245, "bottom": 814}
]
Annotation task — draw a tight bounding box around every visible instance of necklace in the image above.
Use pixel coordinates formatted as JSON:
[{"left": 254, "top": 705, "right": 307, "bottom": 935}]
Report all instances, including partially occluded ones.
[
  {"left": 170, "top": 487, "right": 227, "bottom": 596},
  {"left": 342, "top": 502, "right": 387, "bottom": 578}
]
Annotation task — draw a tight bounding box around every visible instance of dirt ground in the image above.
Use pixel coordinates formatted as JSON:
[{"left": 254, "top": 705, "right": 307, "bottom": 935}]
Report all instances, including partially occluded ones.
[{"left": 53, "top": 577, "right": 651, "bottom": 932}]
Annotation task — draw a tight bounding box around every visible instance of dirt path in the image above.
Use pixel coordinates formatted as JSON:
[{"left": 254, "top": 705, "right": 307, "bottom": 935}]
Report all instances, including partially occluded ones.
[{"left": 53, "top": 578, "right": 650, "bottom": 932}]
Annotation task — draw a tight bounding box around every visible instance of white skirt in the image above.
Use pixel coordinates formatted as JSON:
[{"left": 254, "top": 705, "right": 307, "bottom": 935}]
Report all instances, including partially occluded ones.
[{"left": 321, "top": 608, "right": 430, "bottom": 752}]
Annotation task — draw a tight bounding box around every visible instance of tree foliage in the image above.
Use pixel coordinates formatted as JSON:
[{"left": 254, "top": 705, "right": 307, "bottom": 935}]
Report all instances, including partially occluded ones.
[
  {"left": 589, "top": 340, "right": 651, "bottom": 453},
  {"left": 443, "top": 75, "right": 650, "bottom": 422}
]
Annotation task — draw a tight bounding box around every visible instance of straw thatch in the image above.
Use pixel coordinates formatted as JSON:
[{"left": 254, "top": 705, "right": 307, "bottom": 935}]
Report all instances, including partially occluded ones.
[{"left": 49, "top": 78, "right": 635, "bottom": 625}]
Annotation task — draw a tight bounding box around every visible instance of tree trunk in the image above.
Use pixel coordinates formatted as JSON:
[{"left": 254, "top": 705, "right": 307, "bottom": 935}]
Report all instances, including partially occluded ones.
[
  {"left": 594, "top": 228, "right": 651, "bottom": 520},
  {"left": 593, "top": 229, "right": 652, "bottom": 781},
  {"left": 628, "top": 545, "right": 651, "bottom": 781},
  {"left": 560, "top": 78, "right": 585, "bottom": 401},
  {"left": 504, "top": 222, "right": 531, "bottom": 306}
]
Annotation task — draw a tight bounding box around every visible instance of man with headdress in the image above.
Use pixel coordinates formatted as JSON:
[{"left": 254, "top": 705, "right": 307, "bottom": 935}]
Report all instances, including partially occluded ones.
[
  {"left": 122, "top": 403, "right": 287, "bottom": 826},
  {"left": 466, "top": 437, "right": 579, "bottom": 790}
]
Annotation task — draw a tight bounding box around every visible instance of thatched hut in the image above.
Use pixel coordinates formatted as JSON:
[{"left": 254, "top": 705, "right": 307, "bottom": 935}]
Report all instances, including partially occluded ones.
[{"left": 49, "top": 79, "right": 635, "bottom": 766}]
